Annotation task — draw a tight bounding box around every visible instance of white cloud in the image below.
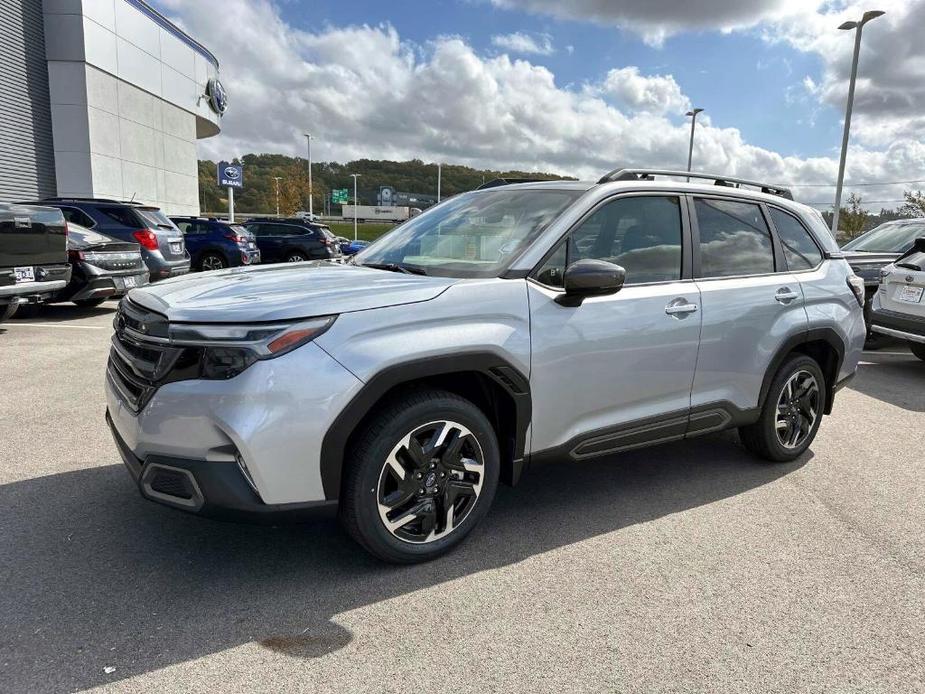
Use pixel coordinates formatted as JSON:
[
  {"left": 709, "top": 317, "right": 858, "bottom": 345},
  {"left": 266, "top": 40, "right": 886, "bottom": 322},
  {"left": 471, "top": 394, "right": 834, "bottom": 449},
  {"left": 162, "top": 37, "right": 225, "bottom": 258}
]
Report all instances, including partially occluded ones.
[
  {"left": 600, "top": 67, "right": 690, "bottom": 115},
  {"left": 159, "top": 0, "right": 925, "bottom": 211},
  {"left": 491, "top": 31, "right": 555, "bottom": 55}
]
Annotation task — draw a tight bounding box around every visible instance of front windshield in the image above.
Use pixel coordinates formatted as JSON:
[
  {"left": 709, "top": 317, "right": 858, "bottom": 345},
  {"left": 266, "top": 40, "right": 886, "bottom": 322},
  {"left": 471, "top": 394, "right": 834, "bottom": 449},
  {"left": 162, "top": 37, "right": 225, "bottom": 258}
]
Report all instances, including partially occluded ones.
[
  {"left": 842, "top": 222, "right": 925, "bottom": 252},
  {"left": 353, "top": 189, "right": 581, "bottom": 277}
]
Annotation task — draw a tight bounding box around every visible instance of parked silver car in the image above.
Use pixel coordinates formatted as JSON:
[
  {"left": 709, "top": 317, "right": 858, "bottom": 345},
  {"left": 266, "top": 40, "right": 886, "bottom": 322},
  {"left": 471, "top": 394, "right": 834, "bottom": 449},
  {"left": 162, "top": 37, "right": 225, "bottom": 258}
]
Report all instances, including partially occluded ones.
[
  {"left": 105, "top": 169, "right": 866, "bottom": 562},
  {"left": 870, "top": 238, "right": 925, "bottom": 360}
]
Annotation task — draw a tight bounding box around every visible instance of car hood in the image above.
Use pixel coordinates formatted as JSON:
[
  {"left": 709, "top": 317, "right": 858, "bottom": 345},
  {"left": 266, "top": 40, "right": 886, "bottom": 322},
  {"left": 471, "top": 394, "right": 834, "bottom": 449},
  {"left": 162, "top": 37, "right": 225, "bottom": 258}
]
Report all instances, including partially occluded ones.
[{"left": 127, "top": 261, "right": 458, "bottom": 322}]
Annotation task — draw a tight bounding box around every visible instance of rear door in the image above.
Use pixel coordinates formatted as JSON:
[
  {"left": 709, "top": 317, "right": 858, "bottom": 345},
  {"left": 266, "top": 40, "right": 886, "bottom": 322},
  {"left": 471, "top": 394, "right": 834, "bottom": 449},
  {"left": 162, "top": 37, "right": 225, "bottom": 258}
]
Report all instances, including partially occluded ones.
[
  {"left": 690, "top": 196, "right": 807, "bottom": 416},
  {"left": 248, "top": 223, "right": 283, "bottom": 262}
]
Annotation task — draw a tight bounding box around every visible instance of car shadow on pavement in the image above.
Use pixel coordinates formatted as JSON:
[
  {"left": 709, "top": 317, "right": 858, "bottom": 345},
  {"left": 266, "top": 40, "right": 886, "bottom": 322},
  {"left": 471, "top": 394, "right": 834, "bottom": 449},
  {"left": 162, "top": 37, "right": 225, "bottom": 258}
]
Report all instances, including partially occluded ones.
[
  {"left": 850, "top": 350, "right": 925, "bottom": 412},
  {"left": 0, "top": 432, "right": 807, "bottom": 691},
  {"left": 12, "top": 302, "right": 118, "bottom": 323}
]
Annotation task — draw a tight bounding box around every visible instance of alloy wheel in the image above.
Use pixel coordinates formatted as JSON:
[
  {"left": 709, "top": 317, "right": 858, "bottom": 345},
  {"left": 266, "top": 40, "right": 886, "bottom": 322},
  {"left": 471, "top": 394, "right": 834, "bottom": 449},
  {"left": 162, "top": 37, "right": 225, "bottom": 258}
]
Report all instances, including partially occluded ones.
[
  {"left": 202, "top": 255, "right": 225, "bottom": 271},
  {"left": 376, "top": 420, "right": 484, "bottom": 544},
  {"left": 286, "top": 254, "right": 305, "bottom": 262},
  {"left": 775, "top": 370, "right": 820, "bottom": 449}
]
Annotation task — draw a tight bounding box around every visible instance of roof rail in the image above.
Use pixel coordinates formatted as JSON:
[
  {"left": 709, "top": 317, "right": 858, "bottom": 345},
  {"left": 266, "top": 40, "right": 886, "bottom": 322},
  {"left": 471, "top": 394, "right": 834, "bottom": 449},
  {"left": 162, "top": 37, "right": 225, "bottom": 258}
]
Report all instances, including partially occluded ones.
[
  {"left": 476, "top": 177, "right": 548, "bottom": 190},
  {"left": 42, "top": 196, "right": 145, "bottom": 205},
  {"left": 597, "top": 168, "right": 793, "bottom": 200}
]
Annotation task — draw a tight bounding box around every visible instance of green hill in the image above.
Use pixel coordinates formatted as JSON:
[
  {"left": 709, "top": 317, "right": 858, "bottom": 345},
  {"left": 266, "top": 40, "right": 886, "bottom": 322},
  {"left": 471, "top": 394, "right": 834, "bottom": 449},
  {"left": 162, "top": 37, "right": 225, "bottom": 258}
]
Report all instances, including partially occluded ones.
[{"left": 199, "top": 154, "right": 574, "bottom": 215}]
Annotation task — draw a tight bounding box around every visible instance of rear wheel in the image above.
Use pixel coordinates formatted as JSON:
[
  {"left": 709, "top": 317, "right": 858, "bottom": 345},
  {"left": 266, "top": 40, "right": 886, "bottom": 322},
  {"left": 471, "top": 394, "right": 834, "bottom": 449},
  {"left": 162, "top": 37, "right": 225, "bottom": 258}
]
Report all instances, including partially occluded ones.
[
  {"left": 285, "top": 251, "right": 307, "bottom": 262},
  {"left": 340, "top": 389, "right": 500, "bottom": 563},
  {"left": 0, "top": 302, "right": 17, "bottom": 323},
  {"left": 739, "top": 355, "right": 826, "bottom": 462},
  {"left": 199, "top": 252, "right": 227, "bottom": 272},
  {"left": 73, "top": 298, "right": 106, "bottom": 308},
  {"left": 909, "top": 341, "right": 925, "bottom": 361}
]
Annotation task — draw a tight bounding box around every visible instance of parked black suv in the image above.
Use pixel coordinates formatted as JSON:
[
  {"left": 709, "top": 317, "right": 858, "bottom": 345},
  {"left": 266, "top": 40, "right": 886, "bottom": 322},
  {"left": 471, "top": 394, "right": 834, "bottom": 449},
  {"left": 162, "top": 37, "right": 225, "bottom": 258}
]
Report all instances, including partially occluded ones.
[
  {"left": 170, "top": 217, "right": 261, "bottom": 271},
  {"left": 0, "top": 203, "right": 71, "bottom": 322},
  {"left": 32, "top": 198, "right": 190, "bottom": 281},
  {"left": 243, "top": 218, "right": 342, "bottom": 263}
]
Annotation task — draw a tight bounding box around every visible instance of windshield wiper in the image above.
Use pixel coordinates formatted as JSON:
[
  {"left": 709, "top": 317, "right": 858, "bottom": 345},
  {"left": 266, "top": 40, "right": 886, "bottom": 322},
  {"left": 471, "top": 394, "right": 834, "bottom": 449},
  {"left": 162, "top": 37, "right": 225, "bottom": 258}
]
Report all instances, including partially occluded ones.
[{"left": 359, "top": 262, "right": 428, "bottom": 276}]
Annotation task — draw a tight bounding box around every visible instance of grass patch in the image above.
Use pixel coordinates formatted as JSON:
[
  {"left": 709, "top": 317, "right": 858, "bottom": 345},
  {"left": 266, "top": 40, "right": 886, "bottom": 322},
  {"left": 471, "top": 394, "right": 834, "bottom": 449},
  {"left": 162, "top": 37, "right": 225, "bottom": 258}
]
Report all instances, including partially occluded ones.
[{"left": 325, "top": 221, "right": 394, "bottom": 242}]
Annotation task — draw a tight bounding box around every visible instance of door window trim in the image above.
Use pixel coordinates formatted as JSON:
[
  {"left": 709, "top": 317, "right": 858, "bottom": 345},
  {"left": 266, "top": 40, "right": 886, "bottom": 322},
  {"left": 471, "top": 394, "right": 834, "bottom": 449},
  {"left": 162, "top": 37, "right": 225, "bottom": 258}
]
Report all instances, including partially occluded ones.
[
  {"left": 687, "top": 194, "right": 787, "bottom": 282},
  {"left": 764, "top": 203, "right": 825, "bottom": 274},
  {"left": 528, "top": 190, "right": 694, "bottom": 289}
]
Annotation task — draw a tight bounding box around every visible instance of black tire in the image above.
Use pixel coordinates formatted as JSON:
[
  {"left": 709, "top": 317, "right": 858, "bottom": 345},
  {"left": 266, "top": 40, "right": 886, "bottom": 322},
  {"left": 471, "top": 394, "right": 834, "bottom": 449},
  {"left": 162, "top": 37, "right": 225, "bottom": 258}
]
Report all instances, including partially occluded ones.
[
  {"left": 73, "top": 298, "right": 107, "bottom": 308},
  {"left": 739, "top": 354, "right": 826, "bottom": 463},
  {"left": 909, "top": 341, "right": 925, "bottom": 361},
  {"left": 0, "top": 302, "right": 17, "bottom": 323},
  {"left": 199, "top": 252, "right": 227, "bottom": 272},
  {"left": 339, "top": 388, "right": 500, "bottom": 563},
  {"left": 285, "top": 251, "right": 307, "bottom": 262}
]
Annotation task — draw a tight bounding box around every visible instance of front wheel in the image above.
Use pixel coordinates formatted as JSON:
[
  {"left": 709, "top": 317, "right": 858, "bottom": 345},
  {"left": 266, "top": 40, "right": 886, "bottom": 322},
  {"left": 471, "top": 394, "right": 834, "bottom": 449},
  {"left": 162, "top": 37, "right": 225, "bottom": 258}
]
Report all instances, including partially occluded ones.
[
  {"left": 909, "top": 341, "right": 925, "bottom": 362},
  {"left": 340, "top": 389, "right": 500, "bottom": 563},
  {"left": 739, "top": 355, "right": 826, "bottom": 462},
  {"left": 199, "top": 252, "right": 227, "bottom": 272}
]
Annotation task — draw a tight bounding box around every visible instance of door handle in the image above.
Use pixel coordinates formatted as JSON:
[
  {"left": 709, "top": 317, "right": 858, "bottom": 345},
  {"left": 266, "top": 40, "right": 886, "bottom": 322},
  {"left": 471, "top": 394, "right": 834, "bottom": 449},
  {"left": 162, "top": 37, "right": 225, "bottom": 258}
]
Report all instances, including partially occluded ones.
[
  {"left": 775, "top": 287, "right": 800, "bottom": 304},
  {"left": 665, "top": 300, "right": 699, "bottom": 316}
]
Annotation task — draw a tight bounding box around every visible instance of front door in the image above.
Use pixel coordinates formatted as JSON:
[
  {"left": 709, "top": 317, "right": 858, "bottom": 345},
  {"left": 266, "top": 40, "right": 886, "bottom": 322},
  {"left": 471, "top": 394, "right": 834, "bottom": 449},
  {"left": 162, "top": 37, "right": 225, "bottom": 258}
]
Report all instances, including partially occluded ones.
[{"left": 528, "top": 194, "right": 701, "bottom": 458}]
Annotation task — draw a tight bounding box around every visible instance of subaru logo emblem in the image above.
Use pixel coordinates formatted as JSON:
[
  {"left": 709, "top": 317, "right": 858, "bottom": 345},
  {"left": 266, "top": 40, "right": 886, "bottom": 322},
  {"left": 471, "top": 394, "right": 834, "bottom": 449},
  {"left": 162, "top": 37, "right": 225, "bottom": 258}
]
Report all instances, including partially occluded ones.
[
  {"left": 906, "top": 275, "right": 915, "bottom": 283},
  {"left": 206, "top": 78, "right": 227, "bottom": 115},
  {"left": 424, "top": 472, "right": 437, "bottom": 487},
  {"left": 224, "top": 167, "right": 240, "bottom": 180}
]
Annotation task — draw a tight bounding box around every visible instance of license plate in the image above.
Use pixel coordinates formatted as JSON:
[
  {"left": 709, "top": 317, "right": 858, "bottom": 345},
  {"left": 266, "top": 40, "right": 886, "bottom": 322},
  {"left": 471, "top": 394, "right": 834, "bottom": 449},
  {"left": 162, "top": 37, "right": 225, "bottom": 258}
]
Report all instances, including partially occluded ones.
[
  {"left": 14, "top": 266, "right": 35, "bottom": 283},
  {"left": 169, "top": 242, "right": 183, "bottom": 254},
  {"left": 123, "top": 275, "right": 137, "bottom": 289},
  {"left": 897, "top": 285, "right": 924, "bottom": 304}
]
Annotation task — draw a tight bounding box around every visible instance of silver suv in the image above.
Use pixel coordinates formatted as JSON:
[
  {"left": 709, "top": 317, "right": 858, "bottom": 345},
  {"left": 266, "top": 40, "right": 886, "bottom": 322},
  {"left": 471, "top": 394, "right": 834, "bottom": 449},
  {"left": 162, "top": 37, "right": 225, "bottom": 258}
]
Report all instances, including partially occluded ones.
[
  {"left": 105, "top": 169, "right": 866, "bottom": 563},
  {"left": 870, "top": 237, "right": 925, "bottom": 360}
]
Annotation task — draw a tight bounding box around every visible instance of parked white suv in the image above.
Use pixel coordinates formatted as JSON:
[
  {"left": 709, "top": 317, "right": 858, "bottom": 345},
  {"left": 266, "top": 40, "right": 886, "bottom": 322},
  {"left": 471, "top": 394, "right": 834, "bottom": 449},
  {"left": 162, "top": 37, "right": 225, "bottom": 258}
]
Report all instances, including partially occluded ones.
[
  {"left": 105, "top": 169, "right": 866, "bottom": 562},
  {"left": 870, "top": 237, "right": 925, "bottom": 360}
]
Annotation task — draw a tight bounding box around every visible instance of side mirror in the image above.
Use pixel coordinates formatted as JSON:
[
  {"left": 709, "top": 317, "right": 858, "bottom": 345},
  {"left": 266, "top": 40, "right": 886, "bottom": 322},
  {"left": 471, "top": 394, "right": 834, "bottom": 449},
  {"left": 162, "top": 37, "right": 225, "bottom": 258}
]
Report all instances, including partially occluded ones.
[{"left": 555, "top": 259, "right": 626, "bottom": 307}]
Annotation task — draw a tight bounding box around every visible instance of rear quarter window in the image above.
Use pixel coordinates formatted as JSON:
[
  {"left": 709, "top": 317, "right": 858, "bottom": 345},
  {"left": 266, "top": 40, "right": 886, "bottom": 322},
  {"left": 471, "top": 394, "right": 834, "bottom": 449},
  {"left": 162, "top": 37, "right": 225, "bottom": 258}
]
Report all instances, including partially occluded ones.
[
  {"left": 99, "top": 207, "right": 143, "bottom": 228},
  {"left": 769, "top": 208, "right": 823, "bottom": 271}
]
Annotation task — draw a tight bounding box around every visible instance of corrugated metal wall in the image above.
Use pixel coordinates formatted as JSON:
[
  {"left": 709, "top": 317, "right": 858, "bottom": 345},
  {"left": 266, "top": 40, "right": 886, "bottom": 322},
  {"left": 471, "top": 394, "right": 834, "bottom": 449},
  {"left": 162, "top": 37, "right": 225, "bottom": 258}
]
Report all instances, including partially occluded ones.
[{"left": 0, "top": 0, "right": 56, "bottom": 202}]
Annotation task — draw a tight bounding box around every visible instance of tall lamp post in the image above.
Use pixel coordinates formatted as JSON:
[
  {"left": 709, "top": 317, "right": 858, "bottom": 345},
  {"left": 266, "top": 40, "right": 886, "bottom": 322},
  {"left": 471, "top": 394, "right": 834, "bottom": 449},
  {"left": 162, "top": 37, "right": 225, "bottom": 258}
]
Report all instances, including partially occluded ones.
[
  {"left": 303, "top": 133, "right": 313, "bottom": 218},
  {"left": 350, "top": 173, "right": 360, "bottom": 241},
  {"left": 273, "top": 176, "right": 282, "bottom": 217},
  {"left": 831, "top": 10, "right": 884, "bottom": 234},
  {"left": 685, "top": 108, "right": 703, "bottom": 177},
  {"left": 437, "top": 162, "right": 442, "bottom": 203}
]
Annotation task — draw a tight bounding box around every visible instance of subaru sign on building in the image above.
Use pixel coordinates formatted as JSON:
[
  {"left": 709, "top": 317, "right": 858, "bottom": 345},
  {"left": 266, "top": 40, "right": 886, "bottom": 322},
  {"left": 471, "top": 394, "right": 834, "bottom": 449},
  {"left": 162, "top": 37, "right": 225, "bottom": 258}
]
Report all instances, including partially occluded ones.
[{"left": 218, "top": 162, "right": 244, "bottom": 189}]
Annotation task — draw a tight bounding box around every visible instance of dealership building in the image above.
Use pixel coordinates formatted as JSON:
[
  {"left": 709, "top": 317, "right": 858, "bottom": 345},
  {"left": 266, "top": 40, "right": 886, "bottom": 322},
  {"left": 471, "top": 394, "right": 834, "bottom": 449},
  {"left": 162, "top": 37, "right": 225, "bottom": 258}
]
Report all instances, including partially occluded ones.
[{"left": 1, "top": 0, "right": 224, "bottom": 214}]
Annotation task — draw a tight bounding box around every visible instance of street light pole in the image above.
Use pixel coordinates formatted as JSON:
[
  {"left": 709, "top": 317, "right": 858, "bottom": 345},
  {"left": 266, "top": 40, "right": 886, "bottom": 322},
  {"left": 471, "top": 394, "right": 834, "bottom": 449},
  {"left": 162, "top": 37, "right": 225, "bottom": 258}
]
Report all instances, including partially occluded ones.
[
  {"left": 273, "top": 176, "right": 281, "bottom": 217},
  {"left": 350, "top": 173, "right": 360, "bottom": 241},
  {"left": 831, "top": 10, "right": 885, "bottom": 235},
  {"left": 685, "top": 108, "right": 703, "bottom": 178},
  {"left": 437, "top": 163, "right": 442, "bottom": 203},
  {"left": 304, "top": 133, "right": 313, "bottom": 218}
]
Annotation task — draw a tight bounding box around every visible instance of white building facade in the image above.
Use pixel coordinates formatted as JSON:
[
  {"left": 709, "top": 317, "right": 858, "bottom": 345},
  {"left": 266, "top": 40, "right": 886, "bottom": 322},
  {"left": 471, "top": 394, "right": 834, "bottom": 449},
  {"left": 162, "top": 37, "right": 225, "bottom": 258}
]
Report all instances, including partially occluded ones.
[{"left": 0, "top": 0, "right": 223, "bottom": 214}]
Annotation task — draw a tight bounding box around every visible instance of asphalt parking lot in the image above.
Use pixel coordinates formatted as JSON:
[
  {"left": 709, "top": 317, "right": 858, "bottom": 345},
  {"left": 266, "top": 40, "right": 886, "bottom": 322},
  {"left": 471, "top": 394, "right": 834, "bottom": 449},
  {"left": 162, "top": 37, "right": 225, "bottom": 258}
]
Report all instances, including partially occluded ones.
[{"left": 1, "top": 303, "right": 923, "bottom": 693}]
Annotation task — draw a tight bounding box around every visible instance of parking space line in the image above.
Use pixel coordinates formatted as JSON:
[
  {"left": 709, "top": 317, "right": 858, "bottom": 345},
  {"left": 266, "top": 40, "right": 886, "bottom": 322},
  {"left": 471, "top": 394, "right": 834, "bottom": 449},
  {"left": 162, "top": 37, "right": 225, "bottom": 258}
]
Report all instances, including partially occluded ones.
[{"left": 2, "top": 323, "right": 105, "bottom": 330}]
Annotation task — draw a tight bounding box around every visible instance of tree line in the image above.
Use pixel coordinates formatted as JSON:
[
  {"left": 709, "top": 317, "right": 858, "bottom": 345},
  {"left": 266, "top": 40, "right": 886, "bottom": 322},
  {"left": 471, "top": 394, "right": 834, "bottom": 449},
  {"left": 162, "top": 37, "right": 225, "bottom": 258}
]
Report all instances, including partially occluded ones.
[{"left": 199, "top": 154, "right": 571, "bottom": 215}]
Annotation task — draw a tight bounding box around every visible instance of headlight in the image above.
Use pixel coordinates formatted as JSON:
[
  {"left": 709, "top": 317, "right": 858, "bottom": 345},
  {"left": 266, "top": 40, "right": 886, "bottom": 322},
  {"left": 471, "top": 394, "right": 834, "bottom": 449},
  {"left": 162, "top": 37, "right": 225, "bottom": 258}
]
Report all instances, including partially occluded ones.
[{"left": 168, "top": 316, "right": 336, "bottom": 380}]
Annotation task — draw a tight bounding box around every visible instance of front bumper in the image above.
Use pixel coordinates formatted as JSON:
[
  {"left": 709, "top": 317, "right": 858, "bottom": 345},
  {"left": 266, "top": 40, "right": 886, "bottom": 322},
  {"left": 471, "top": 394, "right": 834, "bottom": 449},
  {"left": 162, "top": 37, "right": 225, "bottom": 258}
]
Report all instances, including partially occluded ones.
[
  {"left": 105, "top": 341, "right": 364, "bottom": 510},
  {"left": 870, "top": 306, "right": 925, "bottom": 344},
  {"left": 107, "top": 410, "right": 334, "bottom": 522}
]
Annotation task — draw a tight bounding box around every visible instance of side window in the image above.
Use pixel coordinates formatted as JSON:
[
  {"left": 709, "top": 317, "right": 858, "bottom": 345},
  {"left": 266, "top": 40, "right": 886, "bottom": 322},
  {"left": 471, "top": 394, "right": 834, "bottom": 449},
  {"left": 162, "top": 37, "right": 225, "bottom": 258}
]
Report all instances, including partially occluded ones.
[
  {"left": 174, "top": 220, "right": 192, "bottom": 233},
  {"left": 533, "top": 196, "right": 683, "bottom": 287},
  {"left": 695, "top": 198, "right": 775, "bottom": 278},
  {"left": 60, "top": 207, "right": 96, "bottom": 228},
  {"left": 769, "top": 208, "right": 823, "bottom": 271}
]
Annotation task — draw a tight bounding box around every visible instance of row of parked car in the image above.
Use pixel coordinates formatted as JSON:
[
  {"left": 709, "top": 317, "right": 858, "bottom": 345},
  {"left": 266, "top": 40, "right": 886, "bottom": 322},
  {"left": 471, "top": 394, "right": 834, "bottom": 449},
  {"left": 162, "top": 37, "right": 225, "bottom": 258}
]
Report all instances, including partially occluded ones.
[{"left": 0, "top": 196, "right": 370, "bottom": 320}]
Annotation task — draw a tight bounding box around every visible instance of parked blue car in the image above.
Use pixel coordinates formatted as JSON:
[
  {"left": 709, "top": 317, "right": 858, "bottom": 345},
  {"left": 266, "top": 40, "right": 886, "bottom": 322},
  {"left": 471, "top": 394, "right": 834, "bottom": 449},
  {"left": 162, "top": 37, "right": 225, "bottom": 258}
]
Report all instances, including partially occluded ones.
[
  {"left": 338, "top": 238, "right": 369, "bottom": 255},
  {"left": 170, "top": 217, "right": 261, "bottom": 271}
]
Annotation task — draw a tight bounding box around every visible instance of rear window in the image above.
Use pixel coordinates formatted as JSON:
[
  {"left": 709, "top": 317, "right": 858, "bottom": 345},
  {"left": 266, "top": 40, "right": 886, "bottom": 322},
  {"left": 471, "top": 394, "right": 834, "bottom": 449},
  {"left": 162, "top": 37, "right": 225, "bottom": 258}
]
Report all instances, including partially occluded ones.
[
  {"left": 99, "top": 206, "right": 143, "bottom": 228},
  {"left": 137, "top": 208, "right": 179, "bottom": 231},
  {"left": 896, "top": 251, "right": 925, "bottom": 271}
]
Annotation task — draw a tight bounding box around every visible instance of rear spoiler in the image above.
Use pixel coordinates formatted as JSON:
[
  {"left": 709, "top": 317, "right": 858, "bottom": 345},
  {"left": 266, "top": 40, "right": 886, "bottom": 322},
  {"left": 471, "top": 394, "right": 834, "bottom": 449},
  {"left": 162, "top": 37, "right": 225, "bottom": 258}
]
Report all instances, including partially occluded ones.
[{"left": 895, "top": 236, "right": 925, "bottom": 263}]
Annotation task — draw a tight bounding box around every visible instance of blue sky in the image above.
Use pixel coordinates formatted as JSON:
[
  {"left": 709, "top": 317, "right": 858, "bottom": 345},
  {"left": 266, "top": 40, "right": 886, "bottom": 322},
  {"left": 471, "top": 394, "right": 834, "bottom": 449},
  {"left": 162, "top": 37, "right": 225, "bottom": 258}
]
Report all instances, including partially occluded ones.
[{"left": 278, "top": 0, "right": 839, "bottom": 159}]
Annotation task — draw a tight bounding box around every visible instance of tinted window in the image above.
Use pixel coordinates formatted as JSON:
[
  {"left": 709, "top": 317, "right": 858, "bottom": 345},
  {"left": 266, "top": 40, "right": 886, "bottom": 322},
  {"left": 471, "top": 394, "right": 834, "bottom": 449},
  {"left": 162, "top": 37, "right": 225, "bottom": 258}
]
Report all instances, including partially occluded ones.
[
  {"left": 770, "top": 208, "right": 822, "bottom": 271},
  {"left": 137, "top": 208, "right": 179, "bottom": 231},
  {"left": 247, "top": 224, "right": 271, "bottom": 237},
  {"left": 60, "top": 207, "right": 96, "bottom": 228},
  {"left": 534, "top": 196, "right": 683, "bottom": 287},
  {"left": 695, "top": 199, "right": 774, "bottom": 277},
  {"left": 99, "top": 206, "right": 141, "bottom": 227}
]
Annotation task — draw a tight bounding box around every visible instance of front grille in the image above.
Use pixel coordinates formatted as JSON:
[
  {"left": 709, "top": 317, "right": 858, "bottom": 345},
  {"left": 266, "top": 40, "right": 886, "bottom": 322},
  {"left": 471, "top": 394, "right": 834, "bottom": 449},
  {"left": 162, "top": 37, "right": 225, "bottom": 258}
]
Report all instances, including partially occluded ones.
[{"left": 108, "top": 300, "right": 187, "bottom": 412}]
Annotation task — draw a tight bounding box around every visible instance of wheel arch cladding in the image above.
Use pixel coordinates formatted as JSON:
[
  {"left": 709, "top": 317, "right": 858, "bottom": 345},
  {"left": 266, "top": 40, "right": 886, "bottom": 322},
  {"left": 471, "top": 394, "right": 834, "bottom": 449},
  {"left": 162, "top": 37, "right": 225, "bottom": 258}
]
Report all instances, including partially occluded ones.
[
  {"left": 759, "top": 328, "right": 845, "bottom": 416},
  {"left": 319, "top": 353, "right": 531, "bottom": 500}
]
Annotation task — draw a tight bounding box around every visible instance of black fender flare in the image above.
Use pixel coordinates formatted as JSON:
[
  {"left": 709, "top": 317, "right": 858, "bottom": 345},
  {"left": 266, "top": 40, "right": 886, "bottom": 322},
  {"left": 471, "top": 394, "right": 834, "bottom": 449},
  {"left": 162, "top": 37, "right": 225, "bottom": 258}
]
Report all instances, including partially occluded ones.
[
  {"left": 319, "top": 353, "right": 532, "bottom": 500},
  {"left": 758, "top": 327, "right": 846, "bottom": 415}
]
